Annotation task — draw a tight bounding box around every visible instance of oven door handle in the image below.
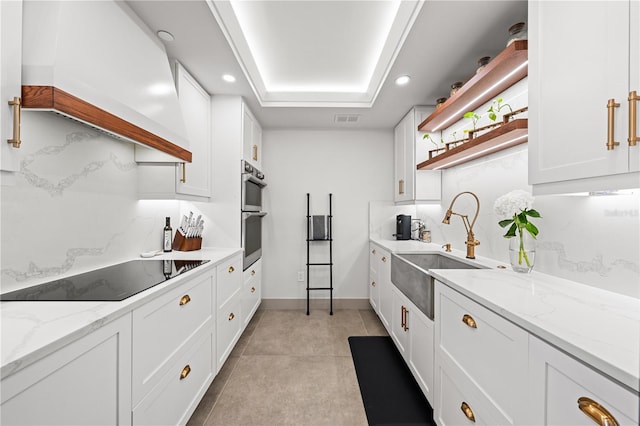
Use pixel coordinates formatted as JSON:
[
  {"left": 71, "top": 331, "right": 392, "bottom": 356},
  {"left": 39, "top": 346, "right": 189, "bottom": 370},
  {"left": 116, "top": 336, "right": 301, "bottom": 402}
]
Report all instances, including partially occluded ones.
[
  {"left": 243, "top": 173, "right": 267, "bottom": 188},
  {"left": 243, "top": 212, "right": 267, "bottom": 219}
]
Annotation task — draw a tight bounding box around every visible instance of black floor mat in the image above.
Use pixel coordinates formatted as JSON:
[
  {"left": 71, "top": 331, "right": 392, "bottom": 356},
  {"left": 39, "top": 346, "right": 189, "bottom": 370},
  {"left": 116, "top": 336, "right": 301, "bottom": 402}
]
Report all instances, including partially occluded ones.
[{"left": 348, "top": 336, "right": 436, "bottom": 426}]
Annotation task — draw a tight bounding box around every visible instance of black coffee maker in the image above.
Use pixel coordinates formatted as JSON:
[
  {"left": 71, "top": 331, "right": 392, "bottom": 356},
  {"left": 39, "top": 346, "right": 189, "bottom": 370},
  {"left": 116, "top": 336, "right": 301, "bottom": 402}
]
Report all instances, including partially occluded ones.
[{"left": 395, "top": 214, "right": 411, "bottom": 240}]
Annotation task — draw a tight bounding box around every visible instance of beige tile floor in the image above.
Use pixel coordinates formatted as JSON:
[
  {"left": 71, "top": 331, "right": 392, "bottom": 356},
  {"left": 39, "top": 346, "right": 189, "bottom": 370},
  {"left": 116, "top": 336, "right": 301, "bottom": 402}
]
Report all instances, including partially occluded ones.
[{"left": 187, "top": 308, "right": 388, "bottom": 426}]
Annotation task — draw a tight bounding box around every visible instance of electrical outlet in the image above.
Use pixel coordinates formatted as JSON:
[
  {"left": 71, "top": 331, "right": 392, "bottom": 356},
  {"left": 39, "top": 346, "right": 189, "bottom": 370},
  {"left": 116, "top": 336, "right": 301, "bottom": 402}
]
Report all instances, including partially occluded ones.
[{"left": 297, "top": 271, "right": 304, "bottom": 282}]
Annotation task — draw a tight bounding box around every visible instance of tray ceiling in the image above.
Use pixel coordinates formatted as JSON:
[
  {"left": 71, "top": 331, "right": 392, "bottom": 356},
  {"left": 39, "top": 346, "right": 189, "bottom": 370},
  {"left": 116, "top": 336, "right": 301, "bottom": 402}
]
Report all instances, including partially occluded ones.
[{"left": 207, "top": 0, "right": 424, "bottom": 107}]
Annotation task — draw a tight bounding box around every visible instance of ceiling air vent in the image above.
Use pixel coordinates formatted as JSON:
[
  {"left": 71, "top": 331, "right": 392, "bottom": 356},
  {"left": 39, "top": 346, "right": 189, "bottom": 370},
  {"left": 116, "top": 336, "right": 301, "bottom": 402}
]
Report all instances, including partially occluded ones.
[{"left": 334, "top": 114, "right": 360, "bottom": 124}]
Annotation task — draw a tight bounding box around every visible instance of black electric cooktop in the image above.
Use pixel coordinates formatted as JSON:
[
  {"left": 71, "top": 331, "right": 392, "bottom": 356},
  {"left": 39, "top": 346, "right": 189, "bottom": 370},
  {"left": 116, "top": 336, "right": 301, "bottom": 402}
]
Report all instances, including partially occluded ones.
[{"left": 0, "top": 259, "right": 210, "bottom": 302}]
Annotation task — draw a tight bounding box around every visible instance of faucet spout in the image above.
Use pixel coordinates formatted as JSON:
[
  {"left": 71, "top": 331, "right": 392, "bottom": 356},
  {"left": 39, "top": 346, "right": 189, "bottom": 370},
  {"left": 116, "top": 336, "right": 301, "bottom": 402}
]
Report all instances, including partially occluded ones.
[{"left": 442, "top": 191, "right": 481, "bottom": 259}]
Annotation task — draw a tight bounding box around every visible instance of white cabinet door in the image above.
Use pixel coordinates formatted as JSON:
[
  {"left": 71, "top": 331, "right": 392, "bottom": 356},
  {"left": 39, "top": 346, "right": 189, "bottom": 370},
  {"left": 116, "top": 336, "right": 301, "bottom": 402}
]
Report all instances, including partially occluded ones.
[
  {"left": 369, "top": 244, "right": 379, "bottom": 313},
  {"left": 137, "top": 62, "right": 212, "bottom": 200},
  {"left": 175, "top": 62, "right": 211, "bottom": 198},
  {"left": 0, "top": 314, "right": 132, "bottom": 426},
  {"left": 390, "top": 286, "right": 410, "bottom": 359},
  {"left": 529, "top": 1, "right": 639, "bottom": 192},
  {"left": 408, "top": 306, "right": 434, "bottom": 404},
  {"left": 242, "top": 103, "right": 262, "bottom": 169},
  {"left": 393, "top": 107, "right": 441, "bottom": 203},
  {"left": 529, "top": 335, "right": 639, "bottom": 426},
  {"left": 377, "top": 248, "right": 393, "bottom": 331},
  {"left": 0, "top": 0, "right": 22, "bottom": 172}
]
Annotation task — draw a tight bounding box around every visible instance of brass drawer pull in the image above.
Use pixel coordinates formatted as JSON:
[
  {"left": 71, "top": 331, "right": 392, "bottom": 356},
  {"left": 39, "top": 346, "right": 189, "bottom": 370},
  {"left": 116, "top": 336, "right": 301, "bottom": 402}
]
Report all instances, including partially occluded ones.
[
  {"left": 371, "top": 249, "right": 376, "bottom": 254},
  {"left": 228, "top": 266, "right": 235, "bottom": 273},
  {"left": 179, "top": 294, "right": 191, "bottom": 306},
  {"left": 251, "top": 286, "right": 256, "bottom": 293},
  {"left": 460, "top": 402, "right": 476, "bottom": 422},
  {"left": 228, "top": 312, "right": 235, "bottom": 321},
  {"left": 578, "top": 397, "right": 619, "bottom": 426},
  {"left": 630, "top": 90, "right": 639, "bottom": 146},
  {"left": 381, "top": 256, "right": 387, "bottom": 263},
  {"left": 251, "top": 269, "right": 256, "bottom": 276},
  {"left": 462, "top": 314, "right": 477, "bottom": 329},
  {"left": 180, "top": 364, "right": 191, "bottom": 380},
  {"left": 371, "top": 281, "right": 376, "bottom": 287},
  {"left": 7, "top": 97, "right": 21, "bottom": 148},
  {"left": 606, "top": 98, "right": 621, "bottom": 150}
]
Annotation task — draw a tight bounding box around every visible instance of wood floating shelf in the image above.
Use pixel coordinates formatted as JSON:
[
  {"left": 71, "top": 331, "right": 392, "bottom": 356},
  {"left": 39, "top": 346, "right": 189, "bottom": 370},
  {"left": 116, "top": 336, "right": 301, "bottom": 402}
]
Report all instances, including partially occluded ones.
[
  {"left": 417, "top": 118, "right": 528, "bottom": 170},
  {"left": 21, "top": 85, "right": 192, "bottom": 162},
  {"left": 418, "top": 40, "right": 528, "bottom": 133}
]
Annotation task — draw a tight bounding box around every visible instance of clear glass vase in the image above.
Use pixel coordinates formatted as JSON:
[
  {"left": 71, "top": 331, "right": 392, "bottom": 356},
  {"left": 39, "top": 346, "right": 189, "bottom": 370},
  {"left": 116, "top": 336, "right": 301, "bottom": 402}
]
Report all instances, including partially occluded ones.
[{"left": 509, "top": 232, "right": 535, "bottom": 273}]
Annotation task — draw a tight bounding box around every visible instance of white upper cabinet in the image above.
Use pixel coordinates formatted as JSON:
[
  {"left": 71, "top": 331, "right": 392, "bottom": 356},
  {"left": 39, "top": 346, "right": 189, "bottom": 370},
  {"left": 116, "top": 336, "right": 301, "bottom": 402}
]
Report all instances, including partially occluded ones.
[
  {"left": 394, "top": 107, "right": 441, "bottom": 203},
  {"left": 137, "top": 62, "right": 211, "bottom": 200},
  {"left": 242, "top": 103, "right": 262, "bottom": 169},
  {"left": 0, "top": 0, "right": 22, "bottom": 173},
  {"left": 529, "top": 0, "right": 640, "bottom": 194}
]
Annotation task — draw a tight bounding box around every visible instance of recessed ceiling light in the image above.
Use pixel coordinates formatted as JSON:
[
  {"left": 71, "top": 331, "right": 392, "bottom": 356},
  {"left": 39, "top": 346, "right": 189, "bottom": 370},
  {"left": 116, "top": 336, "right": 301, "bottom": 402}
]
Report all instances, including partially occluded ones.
[
  {"left": 395, "top": 75, "right": 411, "bottom": 86},
  {"left": 157, "top": 30, "right": 174, "bottom": 42},
  {"left": 222, "top": 74, "right": 236, "bottom": 83}
]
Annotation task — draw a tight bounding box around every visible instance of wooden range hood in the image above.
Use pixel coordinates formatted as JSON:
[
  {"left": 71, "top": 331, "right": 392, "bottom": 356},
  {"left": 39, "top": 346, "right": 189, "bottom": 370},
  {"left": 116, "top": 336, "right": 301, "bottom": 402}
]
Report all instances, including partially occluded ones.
[{"left": 22, "top": 86, "right": 192, "bottom": 162}]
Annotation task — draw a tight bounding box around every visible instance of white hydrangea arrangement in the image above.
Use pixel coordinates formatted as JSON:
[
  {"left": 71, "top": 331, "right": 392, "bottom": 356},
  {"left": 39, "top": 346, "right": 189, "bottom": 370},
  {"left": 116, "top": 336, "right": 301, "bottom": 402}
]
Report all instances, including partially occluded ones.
[{"left": 493, "top": 190, "right": 541, "bottom": 267}]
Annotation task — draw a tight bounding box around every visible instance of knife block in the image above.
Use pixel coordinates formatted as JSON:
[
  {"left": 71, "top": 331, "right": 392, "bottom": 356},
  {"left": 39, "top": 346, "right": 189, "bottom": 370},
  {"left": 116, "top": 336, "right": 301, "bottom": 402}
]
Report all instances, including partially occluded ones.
[{"left": 172, "top": 232, "right": 202, "bottom": 251}]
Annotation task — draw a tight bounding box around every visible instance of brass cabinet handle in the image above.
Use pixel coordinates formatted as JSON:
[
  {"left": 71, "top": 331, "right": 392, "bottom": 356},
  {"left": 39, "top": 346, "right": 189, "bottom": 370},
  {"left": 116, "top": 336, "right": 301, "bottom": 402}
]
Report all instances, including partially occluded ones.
[
  {"left": 371, "top": 281, "right": 376, "bottom": 287},
  {"left": 228, "top": 266, "right": 235, "bottom": 273},
  {"left": 578, "top": 397, "right": 619, "bottom": 426},
  {"left": 251, "top": 269, "right": 256, "bottom": 276},
  {"left": 228, "top": 312, "right": 235, "bottom": 321},
  {"left": 371, "top": 249, "right": 376, "bottom": 254},
  {"left": 7, "top": 97, "right": 21, "bottom": 148},
  {"left": 402, "top": 306, "right": 409, "bottom": 332},
  {"left": 252, "top": 144, "right": 258, "bottom": 161},
  {"left": 381, "top": 256, "right": 387, "bottom": 263},
  {"left": 180, "top": 162, "right": 186, "bottom": 183},
  {"left": 460, "top": 402, "right": 476, "bottom": 423},
  {"left": 179, "top": 294, "right": 191, "bottom": 306},
  {"left": 606, "top": 98, "right": 621, "bottom": 150},
  {"left": 180, "top": 364, "right": 191, "bottom": 380},
  {"left": 399, "top": 179, "right": 405, "bottom": 195},
  {"left": 251, "top": 286, "right": 255, "bottom": 293},
  {"left": 462, "top": 314, "right": 477, "bottom": 329},
  {"left": 629, "top": 90, "right": 639, "bottom": 146}
]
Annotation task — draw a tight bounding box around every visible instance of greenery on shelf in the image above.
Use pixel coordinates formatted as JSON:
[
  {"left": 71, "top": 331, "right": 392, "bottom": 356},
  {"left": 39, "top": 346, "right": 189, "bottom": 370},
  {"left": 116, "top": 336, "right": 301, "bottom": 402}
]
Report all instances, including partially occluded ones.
[
  {"left": 463, "top": 111, "right": 480, "bottom": 134},
  {"left": 487, "top": 97, "right": 513, "bottom": 121}
]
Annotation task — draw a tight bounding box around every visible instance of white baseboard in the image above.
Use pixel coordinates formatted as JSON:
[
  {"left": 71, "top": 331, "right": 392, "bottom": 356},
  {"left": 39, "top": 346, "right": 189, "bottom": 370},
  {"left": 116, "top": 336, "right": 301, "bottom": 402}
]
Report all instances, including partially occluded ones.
[{"left": 259, "top": 298, "right": 371, "bottom": 310}]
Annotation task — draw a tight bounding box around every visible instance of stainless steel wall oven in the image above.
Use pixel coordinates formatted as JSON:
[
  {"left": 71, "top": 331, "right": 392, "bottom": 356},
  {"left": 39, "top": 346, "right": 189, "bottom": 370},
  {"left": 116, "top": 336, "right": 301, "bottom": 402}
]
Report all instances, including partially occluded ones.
[{"left": 241, "top": 161, "right": 267, "bottom": 270}]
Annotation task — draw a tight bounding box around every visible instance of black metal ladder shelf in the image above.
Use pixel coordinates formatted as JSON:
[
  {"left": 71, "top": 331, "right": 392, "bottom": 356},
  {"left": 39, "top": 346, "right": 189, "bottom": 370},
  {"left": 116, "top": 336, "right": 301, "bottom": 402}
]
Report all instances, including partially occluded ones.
[{"left": 306, "top": 193, "right": 333, "bottom": 315}]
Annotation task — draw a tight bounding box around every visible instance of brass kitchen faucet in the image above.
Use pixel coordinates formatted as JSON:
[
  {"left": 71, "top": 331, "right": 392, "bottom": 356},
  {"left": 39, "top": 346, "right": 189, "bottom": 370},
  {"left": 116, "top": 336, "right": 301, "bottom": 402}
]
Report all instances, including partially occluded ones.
[{"left": 442, "top": 191, "right": 480, "bottom": 259}]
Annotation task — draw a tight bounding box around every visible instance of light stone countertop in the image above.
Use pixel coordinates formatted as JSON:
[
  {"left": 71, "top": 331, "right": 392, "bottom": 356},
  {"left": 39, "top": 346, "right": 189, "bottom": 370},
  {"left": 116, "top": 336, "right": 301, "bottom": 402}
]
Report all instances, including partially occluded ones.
[
  {"left": 0, "top": 247, "right": 241, "bottom": 380},
  {"left": 370, "top": 237, "right": 640, "bottom": 393}
]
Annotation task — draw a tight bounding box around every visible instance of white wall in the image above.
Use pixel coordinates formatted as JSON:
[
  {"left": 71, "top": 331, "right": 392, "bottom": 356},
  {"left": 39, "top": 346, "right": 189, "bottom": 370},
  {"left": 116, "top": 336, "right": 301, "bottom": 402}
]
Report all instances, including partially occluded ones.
[
  {"left": 261, "top": 129, "right": 393, "bottom": 300},
  {"left": 413, "top": 144, "right": 640, "bottom": 299}
]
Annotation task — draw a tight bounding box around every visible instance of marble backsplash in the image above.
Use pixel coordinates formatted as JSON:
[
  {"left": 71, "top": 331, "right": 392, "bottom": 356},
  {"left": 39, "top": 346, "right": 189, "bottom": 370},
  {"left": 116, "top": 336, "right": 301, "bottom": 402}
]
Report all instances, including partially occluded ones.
[
  {"left": 371, "top": 144, "right": 639, "bottom": 299},
  {"left": 0, "top": 112, "right": 183, "bottom": 293}
]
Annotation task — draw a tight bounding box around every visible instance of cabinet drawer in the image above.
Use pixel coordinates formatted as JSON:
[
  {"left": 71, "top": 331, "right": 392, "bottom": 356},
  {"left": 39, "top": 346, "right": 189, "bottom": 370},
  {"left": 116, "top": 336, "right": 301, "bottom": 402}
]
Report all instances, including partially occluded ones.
[
  {"left": 436, "top": 364, "right": 502, "bottom": 426},
  {"left": 530, "top": 335, "right": 639, "bottom": 425},
  {"left": 133, "top": 330, "right": 214, "bottom": 426},
  {"left": 216, "top": 297, "right": 242, "bottom": 372},
  {"left": 132, "top": 273, "right": 213, "bottom": 404},
  {"left": 437, "top": 284, "right": 528, "bottom": 422},
  {"left": 217, "top": 255, "right": 242, "bottom": 310}
]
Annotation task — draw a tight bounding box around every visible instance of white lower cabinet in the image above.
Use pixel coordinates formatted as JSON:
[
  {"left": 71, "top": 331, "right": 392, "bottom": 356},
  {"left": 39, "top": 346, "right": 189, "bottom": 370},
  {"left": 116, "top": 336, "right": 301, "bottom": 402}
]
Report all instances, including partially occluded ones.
[
  {"left": 132, "top": 271, "right": 213, "bottom": 405},
  {"left": 0, "top": 314, "right": 132, "bottom": 425},
  {"left": 132, "top": 330, "right": 214, "bottom": 426},
  {"left": 435, "top": 281, "right": 529, "bottom": 425},
  {"left": 215, "top": 254, "right": 243, "bottom": 372},
  {"left": 529, "top": 335, "right": 639, "bottom": 426},
  {"left": 408, "top": 303, "right": 434, "bottom": 403},
  {"left": 368, "top": 246, "right": 379, "bottom": 313},
  {"left": 242, "top": 259, "right": 262, "bottom": 327}
]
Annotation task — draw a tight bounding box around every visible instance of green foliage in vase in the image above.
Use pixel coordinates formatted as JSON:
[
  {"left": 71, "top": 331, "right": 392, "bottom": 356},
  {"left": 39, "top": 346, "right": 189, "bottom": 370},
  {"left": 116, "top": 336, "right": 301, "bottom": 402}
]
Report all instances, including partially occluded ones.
[
  {"left": 463, "top": 111, "right": 480, "bottom": 133},
  {"left": 423, "top": 133, "right": 444, "bottom": 147}
]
